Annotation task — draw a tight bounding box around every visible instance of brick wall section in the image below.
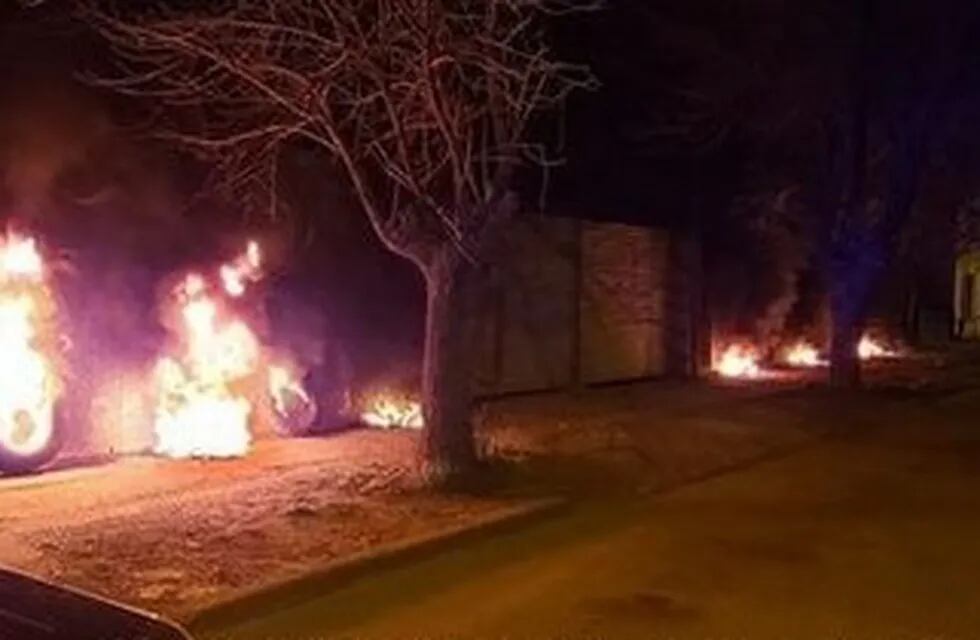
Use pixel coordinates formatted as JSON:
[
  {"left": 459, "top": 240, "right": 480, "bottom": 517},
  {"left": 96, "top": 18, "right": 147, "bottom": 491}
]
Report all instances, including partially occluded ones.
[
  {"left": 579, "top": 222, "right": 667, "bottom": 383},
  {"left": 476, "top": 217, "right": 700, "bottom": 396}
]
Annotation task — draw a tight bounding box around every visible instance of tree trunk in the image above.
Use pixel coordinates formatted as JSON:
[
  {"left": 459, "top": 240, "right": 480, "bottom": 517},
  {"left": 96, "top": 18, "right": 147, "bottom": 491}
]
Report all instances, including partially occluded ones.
[
  {"left": 827, "top": 0, "right": 874, "bottom": 389},
  {"left": 419, "top": 245, "right": 481, "bottom": 485},
  {"left": 827, "top": 246, "right": 878, "bottom": 388},
  {"left": 828, "top": 281, "right": 862, "bottom": 387}
]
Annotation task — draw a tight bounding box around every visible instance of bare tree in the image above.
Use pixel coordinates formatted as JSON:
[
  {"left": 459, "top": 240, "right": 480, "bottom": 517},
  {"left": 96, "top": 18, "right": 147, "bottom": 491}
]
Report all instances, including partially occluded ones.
[{"left": 80, "top": 0, "right": 596, "bottom": 482}]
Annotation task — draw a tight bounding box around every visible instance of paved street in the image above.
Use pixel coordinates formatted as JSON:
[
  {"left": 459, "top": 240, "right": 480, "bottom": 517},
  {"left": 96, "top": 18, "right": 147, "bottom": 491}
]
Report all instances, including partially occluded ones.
[
  {"left": 0, "top": 568, "right": 189, "bottom": 640},
  {"left": 201, "top": 393, "right": 980, "bottom": 639}
]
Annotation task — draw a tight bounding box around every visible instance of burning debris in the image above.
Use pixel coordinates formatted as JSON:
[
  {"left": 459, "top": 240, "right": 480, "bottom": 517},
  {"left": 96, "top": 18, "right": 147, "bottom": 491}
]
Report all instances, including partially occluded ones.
[
  {"left": 783, "top": 341, "right": 825, "bottom": 367},
  {"left": 267, "top": 362, "right": 317, "bottom": 434},
  {"left": 715, "top": 331, "right": 904, "bottom": 381},
  {"left": 857, "top": 334, "right": 899, "bottom": 360},
  {"left": 219, "top": 240, "right": 262, "bottom": 298},
  {"left": 361, "top": 393, "right": 424, "bottom": 430},
  {"left": 154, "top": 271, "right": 260, "bottom": 458},
  {"left": 0, "top": 233, "right": 63, "bottom": 473},
  {"left": 154, "top": 242, "right": 314, "bottom": 459},
  {"left": 0, "top": 228, "right": 434, "bottom": 474},
  {"left": 714, "top": 343, "right": 762, "bottom": 379}
]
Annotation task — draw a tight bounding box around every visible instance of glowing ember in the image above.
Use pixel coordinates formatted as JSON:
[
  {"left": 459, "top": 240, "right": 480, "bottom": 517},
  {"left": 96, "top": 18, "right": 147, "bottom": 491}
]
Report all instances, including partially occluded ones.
[
  {"left": 714, "top": 344, "right": 761, "bottom": 378},
  {"left": 857, "top": 335, "right": 898, "bottom": 360},
  {"left": 154, "top": 244, "right": 264, "bottom": 459},
  {"left": 0, "top": 234, "right": 60, "bottom": 460},
  {"left": 361, "top": 394, "right": 423, "bottom": 429},
  {"left": 784, "top": 341, "right": 825, "bottom": 367}
]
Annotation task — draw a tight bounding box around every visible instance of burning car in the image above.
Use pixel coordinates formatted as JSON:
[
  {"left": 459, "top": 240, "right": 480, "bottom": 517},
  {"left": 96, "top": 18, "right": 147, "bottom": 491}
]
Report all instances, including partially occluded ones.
[
  {"left": 0, "top": 234, "right": 322, "bottom": 474},
  {"left": 0, "top": 227, "right": 428, "bottom": 476}
]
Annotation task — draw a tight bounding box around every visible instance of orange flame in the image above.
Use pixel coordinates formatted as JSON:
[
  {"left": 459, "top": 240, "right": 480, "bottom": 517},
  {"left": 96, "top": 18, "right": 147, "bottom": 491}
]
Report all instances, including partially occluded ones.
[
  {"left": 361, "top": 394, "right": 423, "bottom": 429},
  {"left": 714, "top": 343, "right": 761, "bottom": 378},
  {"left": 268, "top": 364, "right": 311, "bottom": 417},
  {"left": 220, "top": 240, "right": 262, "bottom": 298},
  {"left": 154, "top": 244, "right": 264, "bottom": 458},
  {"left": 784, "top": 341, "right": 824, "bottom": 367},
  {"left": 0, "top": 236, "right": 43, "bottom": 278},
  {"left": 857, "top": 335, "right": 898, "bottom": 360},
  {"left": 0, "top": 234, "right": 59, "bottom": 459}
]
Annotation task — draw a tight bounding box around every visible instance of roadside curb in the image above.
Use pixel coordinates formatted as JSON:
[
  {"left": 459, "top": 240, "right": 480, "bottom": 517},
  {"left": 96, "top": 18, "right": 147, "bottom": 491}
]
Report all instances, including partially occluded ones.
[
  {"left": 0, "top": 565, "right": 193, "bottom": 639},
  {"left": 187, "top": 496, "right": 567, "bottom": 633}
]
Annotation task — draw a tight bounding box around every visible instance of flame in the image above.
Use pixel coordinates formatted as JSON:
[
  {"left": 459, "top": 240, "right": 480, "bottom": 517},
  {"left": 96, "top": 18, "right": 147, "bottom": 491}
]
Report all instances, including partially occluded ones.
[
  {"left": 154, "top": 355, "right": 253, "bottom": 459},
  {"left": 268, "top": 364, "right": 311, "bottom": 416},
  {"left": 154, "top": 260, "right": 261, "bottom": 458},
  {"left": 0, "top": 234, "right": 60, "bottom": 459},
  {"left": 220, "top": 240, "right": 262, "bottom": 298},
  {"left": 857, "top": 335, "right": 897, "bottom": 360},
  {"left": 714, "top": 344, "right": 761, "bottom": 378},
  {"left": 1, "top": 236, "right": 43, "bottom": 278},
  {"left": 361, "top": 394, "right": 423, "bottom": 429},
  {"left": 784, "top": 341, "right": 824, "bottom": 367}
]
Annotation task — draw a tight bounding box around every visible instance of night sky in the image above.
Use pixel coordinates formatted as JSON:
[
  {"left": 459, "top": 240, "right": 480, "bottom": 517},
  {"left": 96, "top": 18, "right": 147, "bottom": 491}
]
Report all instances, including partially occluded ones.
[{"left": 2, "top": 0, "right": 979, "bottom": 338}]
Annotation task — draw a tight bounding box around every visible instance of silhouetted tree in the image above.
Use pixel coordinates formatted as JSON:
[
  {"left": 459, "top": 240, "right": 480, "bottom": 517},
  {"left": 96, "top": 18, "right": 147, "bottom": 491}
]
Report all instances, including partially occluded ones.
[
  {"left": 81, "top": 0, "right": 596, "bottom": 482},
  {"left": 627, "top": 0, "right": 980, "bottom": 386}
]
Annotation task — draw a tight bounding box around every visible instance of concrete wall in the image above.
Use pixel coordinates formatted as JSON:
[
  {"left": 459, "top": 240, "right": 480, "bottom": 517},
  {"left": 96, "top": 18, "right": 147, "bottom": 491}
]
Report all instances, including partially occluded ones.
[
  {"left": 476, "top": 216, "right": 703, "bottom": 396},
  {"left": 474, "top": 218, "right": 578, "bottom": 394}
]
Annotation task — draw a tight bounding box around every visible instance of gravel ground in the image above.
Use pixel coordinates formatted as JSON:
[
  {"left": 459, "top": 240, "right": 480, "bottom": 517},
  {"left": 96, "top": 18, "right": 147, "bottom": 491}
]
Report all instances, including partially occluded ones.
[
  {"left": 477, "top": 380, "right": 830, "bottom": 493},
  {"left": 0, "top": 431, "right": 521, "bottom": 621},
  {"left": 0, "top": 376, "right": 855, "bottom": 623}
]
